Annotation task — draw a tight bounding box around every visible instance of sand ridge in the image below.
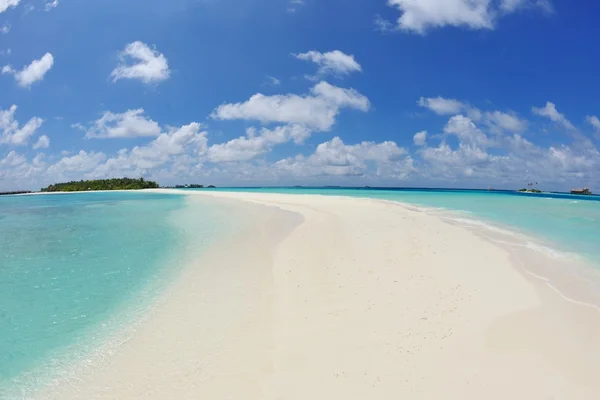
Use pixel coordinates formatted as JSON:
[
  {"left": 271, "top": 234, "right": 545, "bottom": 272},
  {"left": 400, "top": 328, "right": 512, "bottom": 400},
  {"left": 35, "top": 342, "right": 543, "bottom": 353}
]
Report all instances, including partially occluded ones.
[{"left": 40, "top": 190, "right": 600, "bottom": 399}]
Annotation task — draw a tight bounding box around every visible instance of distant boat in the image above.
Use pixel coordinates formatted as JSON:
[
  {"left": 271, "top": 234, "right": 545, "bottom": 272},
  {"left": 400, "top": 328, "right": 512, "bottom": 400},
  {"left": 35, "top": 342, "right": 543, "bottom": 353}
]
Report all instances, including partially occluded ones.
[{"left": 570, "top": 187, "right": 592, "bottom": 195}]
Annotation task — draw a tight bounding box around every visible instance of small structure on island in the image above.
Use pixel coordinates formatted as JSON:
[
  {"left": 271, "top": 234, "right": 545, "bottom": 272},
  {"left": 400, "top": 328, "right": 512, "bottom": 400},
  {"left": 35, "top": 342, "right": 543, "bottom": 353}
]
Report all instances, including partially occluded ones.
[
  {"left": 570, "top": 187, "right": 592, "bottom": 195},
  {"left": 518, "top": 182, "right": 542, "bottom": 193}
]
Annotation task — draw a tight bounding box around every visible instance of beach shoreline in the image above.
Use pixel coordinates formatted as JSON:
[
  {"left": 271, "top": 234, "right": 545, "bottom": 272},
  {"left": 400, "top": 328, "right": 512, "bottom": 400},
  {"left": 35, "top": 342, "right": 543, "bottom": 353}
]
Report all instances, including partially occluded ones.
[{"left": 35, "top": 189, "right": 600, "bottom": 399}]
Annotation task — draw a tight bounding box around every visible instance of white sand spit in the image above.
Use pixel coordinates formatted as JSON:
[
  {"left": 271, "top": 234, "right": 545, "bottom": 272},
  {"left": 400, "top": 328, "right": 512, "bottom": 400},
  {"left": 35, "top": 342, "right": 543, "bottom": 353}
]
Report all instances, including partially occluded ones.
[{"left": 42, "top": 190, "right": 600, "bottom": 400}]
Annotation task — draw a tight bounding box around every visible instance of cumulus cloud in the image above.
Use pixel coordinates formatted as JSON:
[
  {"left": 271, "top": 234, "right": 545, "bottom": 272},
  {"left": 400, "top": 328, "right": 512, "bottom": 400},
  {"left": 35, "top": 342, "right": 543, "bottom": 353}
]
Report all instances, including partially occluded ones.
[
  {"left": 274, "top": 136, "right": 410, "bottom": 178},
  {"left": 92, "top": 122, "right": 208, "bottom": 177},
  {"left": 207, "top": 125, "right": 310, "bottom": 163},
  {"left": 2, "top": 53, "right": 54, "bottom": 88},
  {"left": 1, "top": 24, "right": 9, "bottom": 34},
  {"left": 413, "top": 130, "right": 428, "bottom": 146},
  {"left": 4, "top": 96, "right": 600, "bottom": 192},
  {"left": 294, "top": 50, "right": 362, "bottom": 78},
  {"left": 111, "top": 41, "right": 170, "bottom": 84},
  {"left": 0, "top": 0, "right": 20, "bottom": 14},
  {"left": 84, "top": 109, "right": 162, "bottom": 139},
  {"left": 532, "top": 101, "right": 575, "bottom": 130},
  {"left": 419, "top": 96, "right": 526, "bottom": 133},
  {"left": 444, "top": 115, "right": 492, "bottom": 148},
  {"left": 0, "top": 150, "right": 26, "bottom": 167},
  {"left": 211, "top": 81, "right": 370, "bottom": 131},
  {"left": 416, "top": 106, "right": 600, "bottom": 187},
  {"left": 0, "top": 105, "right": 44, "bottom": 146},
  {"left": 386, "top": 0, "right": 552, "bottom": 34},
  {"left": 33, "top": 135, "right": 50, "bottom": 149},
  {"left": 418, "top": 96, "right": 466, "bottom": 115},
  {"left": 47, "top": 150, "right": 107, "bottom": 178}
]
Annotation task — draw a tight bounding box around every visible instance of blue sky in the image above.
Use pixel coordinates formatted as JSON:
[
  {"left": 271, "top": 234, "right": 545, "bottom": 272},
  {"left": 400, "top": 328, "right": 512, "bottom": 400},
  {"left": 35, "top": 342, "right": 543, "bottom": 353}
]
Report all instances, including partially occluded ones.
[{"left": 1, "top": 0, "right": 600, "bottom": 191}]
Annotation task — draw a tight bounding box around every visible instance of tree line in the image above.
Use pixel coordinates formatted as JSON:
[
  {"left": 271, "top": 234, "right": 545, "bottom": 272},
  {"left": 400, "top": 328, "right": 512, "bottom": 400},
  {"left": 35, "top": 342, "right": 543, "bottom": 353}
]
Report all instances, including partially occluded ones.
[{"left": 41, "top": 178, "right": 159, "bottom": 192}]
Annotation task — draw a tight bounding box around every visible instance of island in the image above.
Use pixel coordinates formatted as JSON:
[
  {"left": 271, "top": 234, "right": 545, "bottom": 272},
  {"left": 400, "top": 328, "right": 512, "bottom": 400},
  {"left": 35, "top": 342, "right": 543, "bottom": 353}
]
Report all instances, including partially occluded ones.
[{"left": 41, "top": 178, "right": 159, "bottom": 192}]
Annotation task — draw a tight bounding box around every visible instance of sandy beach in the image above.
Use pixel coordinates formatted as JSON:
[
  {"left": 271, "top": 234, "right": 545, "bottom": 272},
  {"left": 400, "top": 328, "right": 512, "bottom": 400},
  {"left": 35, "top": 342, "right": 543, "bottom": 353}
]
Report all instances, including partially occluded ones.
[{"left": 41, "top": 190, "right": 600, "bottom": 400}]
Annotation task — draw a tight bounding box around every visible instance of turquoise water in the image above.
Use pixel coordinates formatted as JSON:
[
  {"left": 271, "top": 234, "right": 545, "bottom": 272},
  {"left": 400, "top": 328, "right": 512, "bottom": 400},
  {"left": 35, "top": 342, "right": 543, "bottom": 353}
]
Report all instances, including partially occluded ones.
[
  {"left": 201, "top": 187, "right": 600, "bottom": 264},
  {"left": 0, "top": 192, "right": 225, "bottom": 397}
]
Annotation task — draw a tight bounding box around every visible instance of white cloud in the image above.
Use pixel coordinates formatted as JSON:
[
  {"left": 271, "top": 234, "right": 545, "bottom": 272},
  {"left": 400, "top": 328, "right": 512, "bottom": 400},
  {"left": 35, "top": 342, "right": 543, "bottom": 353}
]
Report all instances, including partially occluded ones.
[
  {"left": 47, "top": 150, "right": 107, "bottom": 177},
  {"left": 444, "top": 115, "right": 492, "bottom": 148},
  {"left": 586, "top": 115, "right": 600, "bottom": 131},
  {"left": 419, "top": 96, "right": 526, "bottom": 133},
  {"left": 111, "top": 41, "right": 170, "bottom": 84},
  {"left": 0, "top": 150, "right": 26, "bottom": 167},
  {"left": 386, "top": 0, "right": 551, "bottom": 34},
  {"left": 388, "top": 0, "right": 494, "bottom": 33},
  {"left": 421, "top": 140, "right": 501, "bottom": 179},
  {"left": 374, "top": 14, "right": 395, "bottom": 33},
  {"left": 274, "top": 136, "right": 410, "bottom": 178},
  {"left": 0, "top": 0, "right": 20, "bottom": 14},
  {"left": 534, "top": 0, "right": 553, "bottom": 13},
  {"left": 416, "top": 111, "right": 600, "bottom": 187},
  {"left": 0, "top": 105, "right": 44, "bottom": 146},
  {"left": 1, "top": 24, "right": 9, "bottom": 34},
  {"left": 532, "top": 101, "right": 575, "bottom": 130},
  {"left": 294, "top": 50, "right": 362, "bottom": 78},
  {"left": 501, "top": 0, "right": 553, "bottom": 13},
  {"left": 418, "top": 96, "right": 466, "bottom": 115},
  {"left": 212, "top": 81, "right": 370, "bottom": 131},
  {"left": 0, "top": 48, "right": 11, "bottom": 56},
  {"left": 484, "top": 110, "right": 527, "bottom": 133},
  {"left": 5, "top": 94, "right": 600, "bottom": 191},
  {"left": 92, "top": 123, "right": 208, "bottom": 177},
  {"left": 207, "top": 124, "right": 310, "bottom": 163},
  {"left": 500, "top": 0, "right": 526, "bottom": 12},
  {"left": 413, "top": 130, "right": 428, "bottom": 146},
  {"left": 2, "top": 52, "right": 54, "bottom": 88},
  {"left": 287, "top": 0, "right": 304, "bottom": 13},
  {"left": 266, "top": 76, "right": 281, "bottom": 85},
  {"left": 33, "top": 135, "right": 50, "bottom": 149},
  {"left": 45, "top": 0, "right": 58, "bottom": 11},
  {"left": 84, "top": 109, "right": 162, "bottom": 139}
]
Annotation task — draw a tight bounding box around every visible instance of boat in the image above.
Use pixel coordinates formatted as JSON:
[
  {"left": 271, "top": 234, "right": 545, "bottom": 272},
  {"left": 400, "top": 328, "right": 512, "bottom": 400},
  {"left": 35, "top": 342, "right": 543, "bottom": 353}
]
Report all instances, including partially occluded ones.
[{"left": 570, "top": 187, "right": 592, "bottom": 195}]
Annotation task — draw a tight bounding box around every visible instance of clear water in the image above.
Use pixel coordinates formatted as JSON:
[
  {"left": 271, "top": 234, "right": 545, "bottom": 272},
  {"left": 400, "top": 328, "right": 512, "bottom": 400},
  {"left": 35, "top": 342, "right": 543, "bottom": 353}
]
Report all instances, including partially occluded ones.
[
  {"left": 200, "top": 187, "right": 600, "bottom": 264},
  {"left": 0, "top": 192, "right": 225, "bottom": 397}
]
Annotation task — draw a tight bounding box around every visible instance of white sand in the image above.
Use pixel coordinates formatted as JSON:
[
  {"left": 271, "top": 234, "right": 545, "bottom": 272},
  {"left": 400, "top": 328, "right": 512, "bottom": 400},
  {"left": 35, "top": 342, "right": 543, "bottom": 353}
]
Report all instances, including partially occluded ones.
[{"left": 41, "top": 190, "right": 600, "bottom": 399}]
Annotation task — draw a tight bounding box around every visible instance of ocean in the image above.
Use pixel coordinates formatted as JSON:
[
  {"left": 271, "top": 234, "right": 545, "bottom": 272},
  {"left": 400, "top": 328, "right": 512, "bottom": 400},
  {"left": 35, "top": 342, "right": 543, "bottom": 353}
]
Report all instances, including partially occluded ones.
[{"left": 0, "top": 191, "right": 229, "bottom": 398}]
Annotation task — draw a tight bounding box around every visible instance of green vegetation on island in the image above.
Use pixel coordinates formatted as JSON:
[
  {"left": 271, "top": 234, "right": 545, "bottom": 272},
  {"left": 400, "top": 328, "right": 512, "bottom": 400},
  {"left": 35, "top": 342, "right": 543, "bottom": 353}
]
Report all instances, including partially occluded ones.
[{"left": 41, "top": 178, "right": 159, "bottom": 192}]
